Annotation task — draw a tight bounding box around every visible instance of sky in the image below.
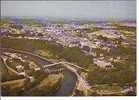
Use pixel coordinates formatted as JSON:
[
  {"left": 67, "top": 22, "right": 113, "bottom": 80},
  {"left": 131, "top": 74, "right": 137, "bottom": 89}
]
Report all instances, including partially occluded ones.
[{"left": 1, "top": 1, "right": 136, "bottom": 21}]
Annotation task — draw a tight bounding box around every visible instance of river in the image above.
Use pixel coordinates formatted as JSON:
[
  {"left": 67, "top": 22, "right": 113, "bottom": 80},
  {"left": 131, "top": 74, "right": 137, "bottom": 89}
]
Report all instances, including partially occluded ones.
[
  {"left": 1, "top": 47, "right": 78, "bottom": 96},
  {"left": 56, "top": 69, "right": 77, "bottom": 96}
]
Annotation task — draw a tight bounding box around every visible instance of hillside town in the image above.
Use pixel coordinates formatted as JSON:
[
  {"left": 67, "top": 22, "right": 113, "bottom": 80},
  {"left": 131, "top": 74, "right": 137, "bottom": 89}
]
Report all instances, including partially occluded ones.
[
  {"left": 1, "top": 18, "right": 136, "bottom": 96},
  {"left": 1, "top": 18, "right": 135, "bottom": 69}
]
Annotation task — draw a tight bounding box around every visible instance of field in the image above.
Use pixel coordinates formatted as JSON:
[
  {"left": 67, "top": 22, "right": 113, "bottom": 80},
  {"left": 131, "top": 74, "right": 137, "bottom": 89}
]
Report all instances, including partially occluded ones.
[{"left": 0, "top": 18, "right": 136, "bottom": 96}]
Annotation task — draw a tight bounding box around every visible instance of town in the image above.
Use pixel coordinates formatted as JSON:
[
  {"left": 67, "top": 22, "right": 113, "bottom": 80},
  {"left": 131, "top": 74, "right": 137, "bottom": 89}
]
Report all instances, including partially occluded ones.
[{"left": 1, "top": 17, "right": 136, "bottom": 96}]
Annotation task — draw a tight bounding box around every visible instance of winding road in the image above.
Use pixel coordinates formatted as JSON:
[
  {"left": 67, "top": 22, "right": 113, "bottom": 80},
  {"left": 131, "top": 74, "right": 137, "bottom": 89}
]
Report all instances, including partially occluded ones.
[{"left": 1, "top": 47, "right": 90, "bottom": 96}]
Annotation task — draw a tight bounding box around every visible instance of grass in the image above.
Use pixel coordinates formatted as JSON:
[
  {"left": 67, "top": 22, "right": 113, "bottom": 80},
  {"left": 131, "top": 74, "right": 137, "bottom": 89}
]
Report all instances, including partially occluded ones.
[
  {"left": 1, "top": 37, "right": 136, "bottom": 86},
  {"left": 22, "top": 73, "right": 61, "bottom": 96},
  {"left": 1, "top": 37, "right": 93, "bottom": 68}
]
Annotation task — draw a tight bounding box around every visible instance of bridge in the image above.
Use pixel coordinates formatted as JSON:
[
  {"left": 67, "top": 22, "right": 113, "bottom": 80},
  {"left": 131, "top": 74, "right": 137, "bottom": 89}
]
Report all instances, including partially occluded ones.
[
  {"left": 1, "top": 47, "right": 91, "bottom": 96},
  {"left": 42, "top": 61, "right": 91, "bottom": 96}
]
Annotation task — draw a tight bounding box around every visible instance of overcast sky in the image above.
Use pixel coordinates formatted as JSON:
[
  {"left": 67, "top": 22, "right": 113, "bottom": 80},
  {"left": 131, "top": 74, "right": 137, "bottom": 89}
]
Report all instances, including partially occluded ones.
[{"left": 1, "top": 1, "right": 136, "bottom": 20}]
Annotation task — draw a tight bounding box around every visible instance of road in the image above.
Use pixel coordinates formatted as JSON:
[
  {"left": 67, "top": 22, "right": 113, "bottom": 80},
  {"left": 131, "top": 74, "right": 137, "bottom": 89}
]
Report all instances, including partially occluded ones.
[{"left": 1, "top": 47, "right": 90, "bottom": 96}]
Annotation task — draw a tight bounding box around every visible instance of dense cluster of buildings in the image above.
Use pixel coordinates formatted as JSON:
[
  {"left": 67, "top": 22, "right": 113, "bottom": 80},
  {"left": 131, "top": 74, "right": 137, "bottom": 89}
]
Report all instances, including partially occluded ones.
[
  {"left": 1, "top": 19, "right": 135, "bottom": 69},
  {"left": 1, "top": 20, "right": 127, "bottom": 51}
]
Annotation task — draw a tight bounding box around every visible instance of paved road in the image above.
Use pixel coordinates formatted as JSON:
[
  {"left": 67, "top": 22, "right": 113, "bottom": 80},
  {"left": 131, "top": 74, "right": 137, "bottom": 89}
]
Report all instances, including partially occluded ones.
[{"left": 1, "top": 47, "right": 89, "bottom": 96}]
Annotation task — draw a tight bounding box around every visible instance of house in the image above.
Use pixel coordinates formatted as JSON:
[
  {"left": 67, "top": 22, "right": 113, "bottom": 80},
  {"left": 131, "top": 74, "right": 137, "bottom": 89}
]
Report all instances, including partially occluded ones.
[
  {"left": 93, "top": 58, "right": 114, "bottom": 69},
  {"left": 16, "top": 65, "right": 24, "bottom": 72}
]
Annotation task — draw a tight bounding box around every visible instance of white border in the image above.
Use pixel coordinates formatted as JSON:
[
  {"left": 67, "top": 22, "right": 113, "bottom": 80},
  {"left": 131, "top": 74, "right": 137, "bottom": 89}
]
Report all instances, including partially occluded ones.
[
  {"left": 136, "top": 0, "right": 138, "bottom": 98},
  {"left": 0, "top": 96, "right": 138, "bottom": 100},
  {"left": 1, "top": 0, "right": 138, "bottom": 100}
]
